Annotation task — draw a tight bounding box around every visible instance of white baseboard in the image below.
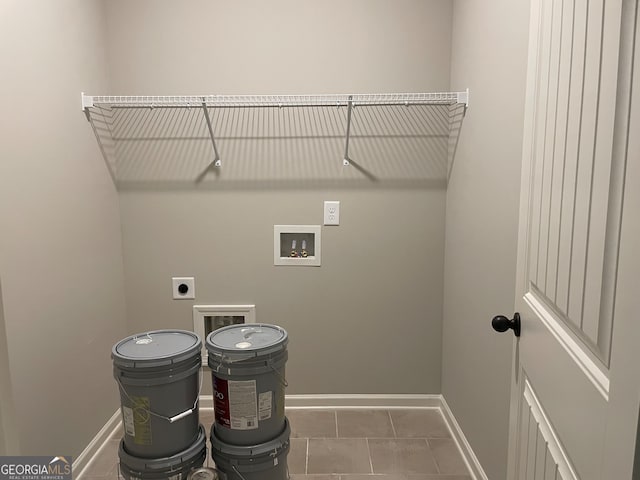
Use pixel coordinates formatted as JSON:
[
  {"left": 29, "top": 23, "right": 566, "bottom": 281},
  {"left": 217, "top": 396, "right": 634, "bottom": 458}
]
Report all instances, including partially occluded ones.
[
  {"left": 441, "top": 396, "right": 489, "bottom": 480},
  {"left": 198, "top": 394, "right": 441, "bottom": 410},
  {"left": 283, "top": 394, "right": 442, "bottom": 409},
  {"left": 76, "top": 395, "right": 488, "bottom": 480},
  {"left": 74, "top": 409, "right": 121, "bottom": 479},
  {"left": 198, "top": 395, "right": 214, "bottom": 411}
]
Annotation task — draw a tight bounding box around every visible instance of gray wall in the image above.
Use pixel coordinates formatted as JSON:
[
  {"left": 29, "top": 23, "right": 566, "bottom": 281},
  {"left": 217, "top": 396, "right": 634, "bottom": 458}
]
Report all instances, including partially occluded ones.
[
  {"left": 0, "top": 279, "right": 18, "bottom": 455},
  {"left": 119, "top": 190, "right": 445, "bottom": 394},
  {"left": 442, "top": 1, "right": 530, "bottom": 479},
  {"left": 0, "top": 1, "right": 128, "bottom": 457},
  {"left": 105, "top": 0, "right": 452, "bottom": 394}
]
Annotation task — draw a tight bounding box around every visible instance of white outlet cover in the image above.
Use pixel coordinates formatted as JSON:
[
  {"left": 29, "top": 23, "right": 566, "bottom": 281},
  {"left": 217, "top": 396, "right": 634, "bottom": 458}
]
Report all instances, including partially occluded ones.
[
  {"left": 324, "top": 201, "right": 340, "bottom": 225},
  {"left": 172, "top": 277, "right": 195, "bottom": 299}
]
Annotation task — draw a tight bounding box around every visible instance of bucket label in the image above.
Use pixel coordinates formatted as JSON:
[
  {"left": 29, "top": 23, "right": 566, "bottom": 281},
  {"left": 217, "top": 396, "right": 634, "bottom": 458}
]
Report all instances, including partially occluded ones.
[
  {"left": 258, "top": 391, "right": 273, "bottom": 421},
  {"left": 122, "top": 406, "right": 135, "bottom": 436},
  {"left": 213, "top": 376, "right": 231, "bottom": 429},
  {"left": 213, "top": 376, "right": 259, "bottom": 430},
  {"left": 126, "top": 396, "right": 152, "bottom": 445},
  {"left": 229, "top": 380, "right": 258, "bottom": 429}
]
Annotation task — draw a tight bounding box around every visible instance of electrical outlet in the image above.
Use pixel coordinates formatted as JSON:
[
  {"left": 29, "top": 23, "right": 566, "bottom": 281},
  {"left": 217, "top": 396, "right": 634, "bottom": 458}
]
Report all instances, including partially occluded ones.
[
  {"left": 172, "top": 277, "right": 195, "bottom": 299},
  {"left": 324, "top": 201, "right": 340, "bottom": 226}
]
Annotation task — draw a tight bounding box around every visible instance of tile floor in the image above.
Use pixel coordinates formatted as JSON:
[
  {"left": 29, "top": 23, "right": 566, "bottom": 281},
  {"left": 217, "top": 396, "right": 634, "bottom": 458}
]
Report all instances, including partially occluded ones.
[{"left": 80, "top": 409, "right": 471, "bottom": 480}]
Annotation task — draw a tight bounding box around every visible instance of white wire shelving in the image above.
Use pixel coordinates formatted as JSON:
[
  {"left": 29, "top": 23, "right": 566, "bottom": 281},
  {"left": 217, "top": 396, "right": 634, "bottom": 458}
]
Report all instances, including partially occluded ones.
[
  {"left": 82, "top": 91, "right": 468, "bottom": 109},
  {"left": 81, "top": 90, "right": 468, "bottom": 181}
]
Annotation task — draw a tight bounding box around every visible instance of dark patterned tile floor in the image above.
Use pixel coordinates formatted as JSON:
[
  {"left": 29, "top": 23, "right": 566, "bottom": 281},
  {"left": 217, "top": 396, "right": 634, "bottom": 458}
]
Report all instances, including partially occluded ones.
[{"left": 78, "top": 409, "right": 471, "bottom": 480}]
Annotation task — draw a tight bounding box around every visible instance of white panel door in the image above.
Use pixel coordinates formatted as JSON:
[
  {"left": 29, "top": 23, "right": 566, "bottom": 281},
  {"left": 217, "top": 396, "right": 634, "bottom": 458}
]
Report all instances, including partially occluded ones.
[{"left": 505, "top": 0, "right": 639, "bottom": 479}]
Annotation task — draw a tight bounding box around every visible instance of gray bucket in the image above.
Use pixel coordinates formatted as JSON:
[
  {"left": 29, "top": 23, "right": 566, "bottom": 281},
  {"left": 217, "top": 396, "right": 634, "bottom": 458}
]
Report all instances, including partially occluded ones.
[
  {"left": 112, "top": 330, "right": 202, "bottom": 458},
  {"left": 210, "top": 418, "right": 290, "bottom": 480},
  {"left": 119, "top": 424, "right": 207, "bottom": 480},
  {"left": 206, "top": 324, "right": 288, "bottom": 445}
]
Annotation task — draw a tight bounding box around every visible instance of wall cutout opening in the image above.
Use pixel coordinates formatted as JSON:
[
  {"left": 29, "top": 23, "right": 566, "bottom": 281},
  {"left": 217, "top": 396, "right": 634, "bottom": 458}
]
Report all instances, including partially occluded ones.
[
  {"left": 274, "top": 225, "right": 321, "bottom": 266},
  {"left": 192, "top": 305, "right": 256, "bottom": 366}
]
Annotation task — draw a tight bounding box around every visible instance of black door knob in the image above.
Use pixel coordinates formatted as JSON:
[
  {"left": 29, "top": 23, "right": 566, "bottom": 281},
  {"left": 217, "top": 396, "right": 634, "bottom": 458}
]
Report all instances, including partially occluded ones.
[{"left": 492, "top": 313, "right": 521, "bottom": 337}]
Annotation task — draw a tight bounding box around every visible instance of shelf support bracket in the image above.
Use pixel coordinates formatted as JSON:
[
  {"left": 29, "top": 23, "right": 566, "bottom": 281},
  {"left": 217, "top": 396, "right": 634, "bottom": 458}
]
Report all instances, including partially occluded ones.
[
  {"left": 81, "top": 92, "right": 94, "bottom": 111},
  {"left": 81, "top": 92, "right": 94, "bottom": 121},
  {"left": 457, "top": 88, "right": 470, "bottom": 109},
  {"left": 201, "top": 101, "right": 221, "bottom": 167},
  {"left": 342, "top": 96, "right": 353, "bottom": 166}
]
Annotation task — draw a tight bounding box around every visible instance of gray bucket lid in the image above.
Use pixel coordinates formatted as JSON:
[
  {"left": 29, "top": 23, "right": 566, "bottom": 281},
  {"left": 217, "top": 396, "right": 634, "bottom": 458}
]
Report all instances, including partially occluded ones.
[
  {"left": 119, "top": 424, "right": 206, "bottom": 471},
  {"left": 113, "top": 330, "right": 201, "bottom": 369},
  {"left": 206, "top": 324, "right": 287, "bottom": 360},
  {"left": 210, "top": 418, "right": 290, "bottom": 457}
]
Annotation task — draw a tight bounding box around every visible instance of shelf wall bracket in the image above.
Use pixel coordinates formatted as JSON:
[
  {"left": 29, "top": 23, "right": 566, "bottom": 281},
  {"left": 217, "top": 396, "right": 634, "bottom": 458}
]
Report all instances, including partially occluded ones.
[
  {"left": 81, "top": 92, "right": 94, "bottom": 121},
  {"left": 81, "top": 92, "right": 94, "bottom": 111},
  {"left": 457, "top": 88, "right": 470, "bottom": 108},
  {"left": 342, "top": 96, "right": 353, "bottom": 166},
  {"left": 201, "top": 101, "right": 221, "bottom": 167}
]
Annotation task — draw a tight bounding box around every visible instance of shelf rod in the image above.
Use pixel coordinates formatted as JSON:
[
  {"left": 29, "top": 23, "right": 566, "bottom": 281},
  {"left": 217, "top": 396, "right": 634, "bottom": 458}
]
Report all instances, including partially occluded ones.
[
  {"left": 343, "top": 96, "right": 353, "bottom": 166},
  {"left": 201, "top": 101, "right": 221, "bottom": 167}
]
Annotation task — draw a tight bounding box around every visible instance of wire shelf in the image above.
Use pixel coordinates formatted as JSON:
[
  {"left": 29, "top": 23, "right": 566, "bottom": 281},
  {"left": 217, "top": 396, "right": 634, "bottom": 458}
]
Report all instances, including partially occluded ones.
[
  {"left": 81, "top": 90, "right": 468, "bottom": 185},
  {"left": 83, "top": 91, "right": 469, "bottom": 109}
]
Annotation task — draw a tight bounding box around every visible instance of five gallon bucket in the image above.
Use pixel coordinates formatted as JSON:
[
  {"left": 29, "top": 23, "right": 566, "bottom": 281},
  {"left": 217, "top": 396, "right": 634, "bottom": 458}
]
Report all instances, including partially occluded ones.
[
  {"left": 210, "top": 418, "right": 290, "bottom": 480},
  {"left": 112, "top": 330, "right": 202, "bottom": 458},
  {"left": 119, "top": 424, "right": 207, "bottom": 480},
  {"left": 206, "top": 324, "right": 288, "bottom": 445}
]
